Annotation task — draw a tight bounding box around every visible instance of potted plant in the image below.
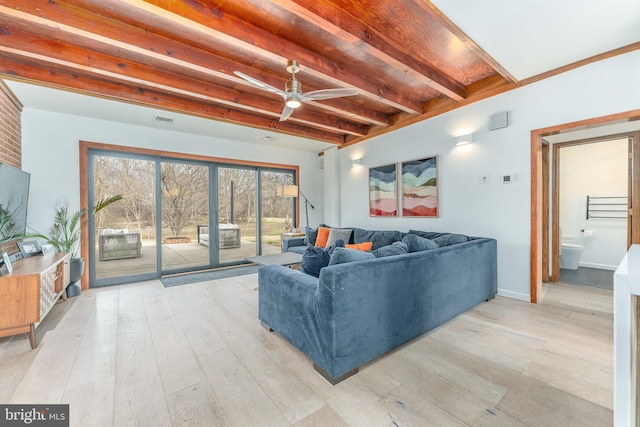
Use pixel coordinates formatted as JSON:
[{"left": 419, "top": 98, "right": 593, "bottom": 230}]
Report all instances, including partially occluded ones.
[
  {"left": 27, "top": 195, "right": 122, "bottom": 288},
  {"left": 0, "top": 203, "right": 21, "bottom": 243}
]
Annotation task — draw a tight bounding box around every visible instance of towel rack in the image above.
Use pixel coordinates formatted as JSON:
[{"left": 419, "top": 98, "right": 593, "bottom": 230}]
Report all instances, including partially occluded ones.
[{"left": 586, "top": 195, "right": 628, "bottom": 219}]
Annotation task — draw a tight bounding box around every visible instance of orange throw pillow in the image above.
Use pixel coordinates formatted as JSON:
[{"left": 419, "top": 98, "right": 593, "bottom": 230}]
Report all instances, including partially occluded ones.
[
  {"left": 346, "top": 242, "right": 373, "bottom": 251},
  {"left": 315, "top": 226, "right": 331, "bottom": 248}
]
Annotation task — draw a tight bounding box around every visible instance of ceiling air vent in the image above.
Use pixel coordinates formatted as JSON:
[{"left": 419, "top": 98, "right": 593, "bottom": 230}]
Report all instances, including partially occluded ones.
[{"left": 153, "top": 115, "right": 173, "bottom": 125}]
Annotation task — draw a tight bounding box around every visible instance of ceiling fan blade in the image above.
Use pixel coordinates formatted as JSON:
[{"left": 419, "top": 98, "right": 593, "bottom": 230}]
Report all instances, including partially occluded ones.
[
  {"left": 233, "top": 71, "right": 285, "bottom": 98},
  {"left": 302, "top": 88, "right": 359, "bottom": 101},
  {"left": 279, "top": 105, "right": 295, "bottom": 122}
]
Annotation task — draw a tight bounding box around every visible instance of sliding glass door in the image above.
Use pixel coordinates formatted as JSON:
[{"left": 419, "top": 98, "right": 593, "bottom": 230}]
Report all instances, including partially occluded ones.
[
  {"left": 218, "top": 166, "right": 257, "bottom": 264},
  {"left": 92, "top": 154, "right": 158, "bottom": 285},
  {"left": 88, "top": 148, "right": 297, "bottom": 286},
  {"left": 160, "top": 160, "right": 210, "bottom": 273},
  {"left": 260, "top": 170, "right": 296, "bottom": 255}
]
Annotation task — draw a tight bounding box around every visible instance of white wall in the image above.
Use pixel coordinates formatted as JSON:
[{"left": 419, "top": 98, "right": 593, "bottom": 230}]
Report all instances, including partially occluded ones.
[
  {"left": 20, "top": 110, "right": 324, "bottom": 235},
  {"left": 559, "top": 139, "right": 628, "bottom": 270},
  {"left": 336, "top": 50, "right": 640, "bottom": 301},
  {"left": 19, "top": 50, "right": 640, "bottom": 301}
]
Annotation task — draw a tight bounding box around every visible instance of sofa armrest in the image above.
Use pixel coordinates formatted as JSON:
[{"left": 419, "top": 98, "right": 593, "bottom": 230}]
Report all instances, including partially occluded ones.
[
  {"left": 282, "top": 236, "right": 306, "bottom": 252},
  {"left": 258, "top": 265, "right": 336, "bottom": 370}
]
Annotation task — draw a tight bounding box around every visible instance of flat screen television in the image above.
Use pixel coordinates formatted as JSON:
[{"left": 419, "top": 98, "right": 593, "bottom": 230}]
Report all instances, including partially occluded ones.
[{"left": 0, "top": 163, "right": 30, "bottom": 241}]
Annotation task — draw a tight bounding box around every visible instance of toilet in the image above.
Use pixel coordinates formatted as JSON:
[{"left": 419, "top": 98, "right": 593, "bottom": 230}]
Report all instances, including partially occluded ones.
[
  {"left": 560, "top": 242, "right": 584, "bottom": 270},
  {"left": 559, "top": 227, "right": 585, "bottom": 270}
]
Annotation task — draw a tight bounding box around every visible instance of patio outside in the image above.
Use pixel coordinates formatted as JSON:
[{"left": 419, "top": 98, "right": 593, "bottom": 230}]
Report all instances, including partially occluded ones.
[{"left": 92, "top": 156, "right": 296, "bottom": 282}]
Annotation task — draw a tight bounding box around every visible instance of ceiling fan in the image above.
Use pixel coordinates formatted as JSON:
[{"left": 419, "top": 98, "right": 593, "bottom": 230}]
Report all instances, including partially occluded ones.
[{"left": 234, "top": 60, "right": 359, "bottom": 122}]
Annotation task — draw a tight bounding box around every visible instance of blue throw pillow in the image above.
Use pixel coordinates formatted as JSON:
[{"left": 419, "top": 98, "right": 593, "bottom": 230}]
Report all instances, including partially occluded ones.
[
  {"left": 300, "top": 244, "right": 329, "bottom": 277},
  {"left": 432, "top": 233, "right": 469, "bottom": 247},
  {"left": 408, "top": 229, "right": 449, "bottom": 240},
  {"left": 373, "top": 241, "right": 409, "bottom": 258},
  {"left": 401, "top": 233, "right": 439, "bottom": 252},
  {"left": 300, "top": 239, "right": 344, "bottom": 277},
  {"left": 328, "top": 247, "right": 375, "bottom": 266},
  {"left": 353, "top": 229, "right": 404, "bottom": 250}
]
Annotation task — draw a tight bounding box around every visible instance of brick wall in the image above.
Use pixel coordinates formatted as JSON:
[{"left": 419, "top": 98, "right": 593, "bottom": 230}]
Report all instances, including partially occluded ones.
[
  {"left": 0, "top": 80, "right": 23, "bottom": 257},
  {"left": 0, "top": 80, "right": 22, "bottom": 168}
]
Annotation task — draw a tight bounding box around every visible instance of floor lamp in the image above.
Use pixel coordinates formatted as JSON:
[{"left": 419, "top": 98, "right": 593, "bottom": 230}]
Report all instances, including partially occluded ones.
[{"left": 277, "top": 185, "right": 315, "bottom": 228}]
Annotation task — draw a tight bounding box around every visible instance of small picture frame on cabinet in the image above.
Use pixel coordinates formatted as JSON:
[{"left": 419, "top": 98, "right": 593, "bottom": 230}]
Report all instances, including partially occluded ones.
[
  {"left": 2, "top": 251, "right": 12, "bottom": 274},
  {"left": 17, "top": 240, "right": 42, "bottom": 257},
  {"left": 41, "top": 244, "right": 55, "bottom": 255}
]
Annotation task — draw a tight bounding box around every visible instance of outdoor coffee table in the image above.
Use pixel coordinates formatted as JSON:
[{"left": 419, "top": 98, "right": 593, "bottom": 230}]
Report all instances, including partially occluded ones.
[{"left": 246, "top": 252, "right": 303, "bottom": 268}]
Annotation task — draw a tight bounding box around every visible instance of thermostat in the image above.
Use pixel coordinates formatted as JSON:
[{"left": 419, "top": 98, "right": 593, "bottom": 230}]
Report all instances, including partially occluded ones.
[{"left": 502, "top": 174, "right": 515, "bottom": 184}]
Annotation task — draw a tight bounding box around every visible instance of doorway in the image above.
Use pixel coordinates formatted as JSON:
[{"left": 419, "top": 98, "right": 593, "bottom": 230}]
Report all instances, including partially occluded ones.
[
  {"left": 554, "top": 138, "right": 629, "bottom": 290},
  {"left": 530, "top": 110, "right": 640, "bottom": 303}
]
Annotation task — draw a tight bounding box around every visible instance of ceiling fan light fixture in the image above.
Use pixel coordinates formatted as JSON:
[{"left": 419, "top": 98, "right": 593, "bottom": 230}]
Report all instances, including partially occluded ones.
[
  {"left": 285, "top": 98, "right": 302, "bottom": 109},
  {"left": 234, "top": 59, "right": 357, "bottom": 121}
]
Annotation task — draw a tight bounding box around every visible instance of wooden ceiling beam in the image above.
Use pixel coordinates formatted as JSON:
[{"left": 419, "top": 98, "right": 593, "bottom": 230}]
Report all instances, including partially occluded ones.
[
  {"left": 343, "top": 74, "right": 515, "bottom": 148},
  {"left": 0, "top": 56, "right": 346, "bottom": 144},
  {"left": 84, "top": 0, "right": 423, "bottom": 113},
  {"left": 272, "top": 0, "right": 466, "bottom": 101},
  {"left": 0, "top": 1, "right": 390, "bottom": 127},
  {"left": 0, "top": 29, "right": 369, "bottom": 136}
]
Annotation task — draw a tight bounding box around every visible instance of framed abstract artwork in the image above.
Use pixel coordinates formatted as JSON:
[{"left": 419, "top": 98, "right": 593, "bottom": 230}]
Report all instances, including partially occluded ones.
[
  {"left": 401, "top": 156, "right": 438, "bottom": 217},
  {"left": 369, "top": 163, "right": 398, "bottom": 217}
]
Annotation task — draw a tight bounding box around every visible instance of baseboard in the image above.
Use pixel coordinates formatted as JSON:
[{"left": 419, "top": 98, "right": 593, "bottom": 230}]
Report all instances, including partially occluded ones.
[
  {"left": 579, "top": 262, "right": 617, "bottom": 271},
  {"left": 497, "top": 288, "right": 530, "bottom": 302}
]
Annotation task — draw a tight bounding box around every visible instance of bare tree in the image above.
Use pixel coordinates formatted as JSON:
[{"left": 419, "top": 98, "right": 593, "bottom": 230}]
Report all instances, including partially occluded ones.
[{"left": 161, "top": 163, "right": 208, "bottom": 237}]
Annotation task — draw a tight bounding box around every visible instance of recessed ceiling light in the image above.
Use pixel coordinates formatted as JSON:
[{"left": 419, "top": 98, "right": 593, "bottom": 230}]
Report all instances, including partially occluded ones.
[{"left": 262, "top": 136, "right": 276, "bottom": 142}]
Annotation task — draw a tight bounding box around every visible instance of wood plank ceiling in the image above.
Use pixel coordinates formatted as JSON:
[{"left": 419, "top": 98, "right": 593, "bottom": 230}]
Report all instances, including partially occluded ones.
[{"left": 0, "top": 0, "right": 519, "bottom": 147}]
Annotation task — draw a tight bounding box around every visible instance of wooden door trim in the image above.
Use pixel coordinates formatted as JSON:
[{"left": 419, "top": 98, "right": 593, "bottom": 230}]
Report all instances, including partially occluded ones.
[
  {"left": 530, "top": 109, "right": 640, "bottom": 303},
  {"left": 542, "top": 141, "right": 550, "bottom": 282},
  {"left": 631, "top": 132, "right": 640, "bottom": 245}
]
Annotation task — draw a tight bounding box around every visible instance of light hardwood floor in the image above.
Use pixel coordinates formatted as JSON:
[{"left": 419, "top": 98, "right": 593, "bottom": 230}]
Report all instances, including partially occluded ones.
[{"left": 0, "top": 276, "right": 613, "bottom": 426}]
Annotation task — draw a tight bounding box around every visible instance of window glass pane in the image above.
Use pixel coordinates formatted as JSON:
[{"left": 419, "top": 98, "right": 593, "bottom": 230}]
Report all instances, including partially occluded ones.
[
  {"left": 261, "top": 170, "right": 295, "bottom": 254},
  {"left": 94, "top": 156, "right": 157, "bottom": 281},
  {"left": 161, "top": 161, "right": 209, "bottom": 272},
  {"left": 218, "top": 167, "right": 257, "bottom": 263}
]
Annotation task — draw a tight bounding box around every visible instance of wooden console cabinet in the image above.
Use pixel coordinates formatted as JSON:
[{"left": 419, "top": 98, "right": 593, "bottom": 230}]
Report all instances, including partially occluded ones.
[{"left": 0, "top": 253, "right": 71, "bottom": 348}]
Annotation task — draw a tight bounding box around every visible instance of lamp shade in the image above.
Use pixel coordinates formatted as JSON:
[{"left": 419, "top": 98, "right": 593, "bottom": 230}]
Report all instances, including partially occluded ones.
[{"left": 277, "top": 185, "right": 299, "bottom": 197}]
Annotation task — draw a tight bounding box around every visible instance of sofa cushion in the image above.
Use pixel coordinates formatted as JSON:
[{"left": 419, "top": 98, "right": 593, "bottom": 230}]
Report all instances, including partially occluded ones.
[
  {"left": 401, "top": 233, "right": 439, "bottom": 252},
  {"left": 353, "top": 229, "right": 404, "bottom": 250},
  {"left": 314, "top": 226, "right": 331, "bottom": 248},
  {"left": 372, "top": 241, "right": 409, "bottom": 258},
  {"left": 304, "top": 224, "right": 329, "bottom": 245},
  {"left": 408, "top": 229, "right": 448, "bottom": 240},
  {"left": 287, "top": 245, "right": 307, "bottom": 255},
  {"left": 346, "top": 242, "right": 373, "bottom": 251},
  {"left": 326, "top": 228, "right": 353, "bottom": 247},
  {"left": 432, "top": 233, "right": 469, "bottom": 247},
  {"left": 328, "top": 247, "right": 375, "bottom": 266},
  {"left": 300, "top": 240, "right": 345, "bottom": 277}
]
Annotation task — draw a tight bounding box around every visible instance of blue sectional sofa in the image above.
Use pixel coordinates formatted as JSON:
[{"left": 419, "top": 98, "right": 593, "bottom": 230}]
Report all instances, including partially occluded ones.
[{"left": 258, "top": 228, "right": 497, "bottom": 383}]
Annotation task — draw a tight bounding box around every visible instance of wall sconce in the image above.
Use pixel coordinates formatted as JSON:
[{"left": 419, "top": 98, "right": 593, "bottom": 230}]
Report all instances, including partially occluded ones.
[
  {"left": 352, "top": 158, "right": 363, "bottom": 168},
  {"left": 455, "top": 133, "right": 474, "bottom": 146}
]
